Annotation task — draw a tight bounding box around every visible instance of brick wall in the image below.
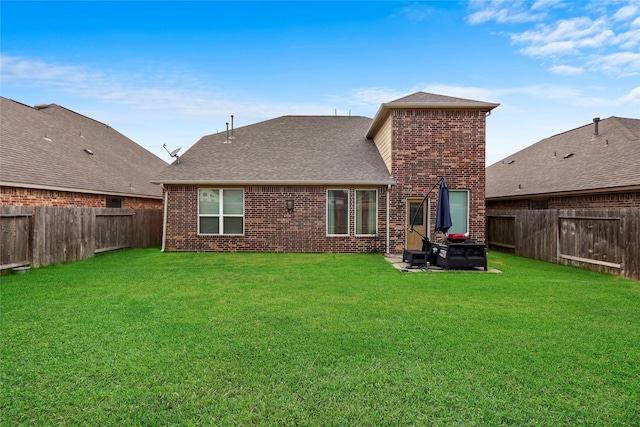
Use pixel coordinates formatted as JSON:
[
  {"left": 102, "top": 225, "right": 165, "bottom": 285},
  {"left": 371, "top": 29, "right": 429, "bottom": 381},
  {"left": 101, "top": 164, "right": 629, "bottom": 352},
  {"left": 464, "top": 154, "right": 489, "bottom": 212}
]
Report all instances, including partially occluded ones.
[
  {"left": 486, "top": 199, "right": 530, "bottom": 210},
  {"left": 387, "top": 109, "right": 487, "bottom": 253},
  {"left": 550, "top": 191, "right": 640, "bottom": 208},
  {"left": 0, "top": 186, "right": 162, "bottom": 209},
  {"left": 164, "top": 185, "right": 387, "bottom": 253},
  {"left": 486, "top": 191, "right": 640, "bottom": 210}
]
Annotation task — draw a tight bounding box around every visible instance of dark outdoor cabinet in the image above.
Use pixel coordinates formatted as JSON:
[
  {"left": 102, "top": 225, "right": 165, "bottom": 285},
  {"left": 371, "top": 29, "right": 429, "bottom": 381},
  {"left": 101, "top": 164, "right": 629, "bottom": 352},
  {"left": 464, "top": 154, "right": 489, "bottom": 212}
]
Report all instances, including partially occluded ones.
[{"left": 436, "top": 243, "right": 487, "bottom": 270}]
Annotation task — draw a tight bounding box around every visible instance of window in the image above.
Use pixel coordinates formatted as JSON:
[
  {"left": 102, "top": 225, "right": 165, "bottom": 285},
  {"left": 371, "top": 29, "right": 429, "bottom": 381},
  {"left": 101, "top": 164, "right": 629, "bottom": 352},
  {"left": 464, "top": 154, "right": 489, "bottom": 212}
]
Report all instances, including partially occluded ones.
[
  {"left": 355, "top": 190, "right": 377, "bottom": 235},
  {"left": 531, "top": 199, "right": 548, "bottom": 210},
  {"left": 409, "top": 201, "right": 424, "bottom": 227},
  {"left": 106, "top": 197, "right": 122, "bottom": 208},
  {"left": 449, "top": 190, "right": 469, "bottom": 234},
  {"left": 327, "top": 189, "right": 349, "bottom": 235},
  {"left": 198, "top": 188, "right": 244, "bottom": 235}
]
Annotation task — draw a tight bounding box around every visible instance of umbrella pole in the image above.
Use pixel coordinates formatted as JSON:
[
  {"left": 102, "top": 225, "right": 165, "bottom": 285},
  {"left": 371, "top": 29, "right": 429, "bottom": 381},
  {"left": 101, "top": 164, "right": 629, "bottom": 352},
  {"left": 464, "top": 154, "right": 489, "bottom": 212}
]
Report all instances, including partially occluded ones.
[{"left": 409, "top": 176, "right": 444, "bottom": 234}]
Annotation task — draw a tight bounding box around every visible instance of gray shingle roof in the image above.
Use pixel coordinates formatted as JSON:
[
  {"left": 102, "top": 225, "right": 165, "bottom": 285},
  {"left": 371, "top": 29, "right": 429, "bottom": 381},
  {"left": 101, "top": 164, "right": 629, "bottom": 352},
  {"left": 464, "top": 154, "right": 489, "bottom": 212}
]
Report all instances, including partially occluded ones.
[
  {"left": 153, "top": 115, "right": 395, "bottom": 185},
  {"left": 486, "top": 116, "right": 640, "bottom": 199},
  {"left": 366, "top": 91, "right": 499, "bottom": 138},
  {"left": 1, "top": 97, "right": 166, "bottom": 198},
  {"left": 386, "top": 91, "right": 500, "bottom": 108}
]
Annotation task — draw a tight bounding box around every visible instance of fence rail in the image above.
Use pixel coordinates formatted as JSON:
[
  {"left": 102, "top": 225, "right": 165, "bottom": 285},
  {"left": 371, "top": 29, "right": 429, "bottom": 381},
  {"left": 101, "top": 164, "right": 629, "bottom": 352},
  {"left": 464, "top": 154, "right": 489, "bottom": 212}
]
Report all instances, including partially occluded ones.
[
  {"left": 1, "top": 206, "right": 162, "bottom": 270},
  {"left": 487, "top": 208, "right": 640, "bottom": 281}
]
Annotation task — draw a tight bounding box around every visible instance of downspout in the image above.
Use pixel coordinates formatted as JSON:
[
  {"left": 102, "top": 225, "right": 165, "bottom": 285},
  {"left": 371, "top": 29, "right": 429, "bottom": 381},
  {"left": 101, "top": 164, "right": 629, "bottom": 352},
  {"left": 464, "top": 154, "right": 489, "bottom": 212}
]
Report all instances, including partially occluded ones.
[
  {"left": 386, "top": 184, "right": 391, "bottom": 254},
  {"left": 161, "top": 184, "right": 168, "bottom": 252}
]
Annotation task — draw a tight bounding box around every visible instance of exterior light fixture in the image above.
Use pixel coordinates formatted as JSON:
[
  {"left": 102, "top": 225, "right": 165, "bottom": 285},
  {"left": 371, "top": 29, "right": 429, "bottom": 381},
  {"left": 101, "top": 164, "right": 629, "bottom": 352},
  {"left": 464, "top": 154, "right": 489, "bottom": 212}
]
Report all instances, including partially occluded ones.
[{"left": 286, "top": 199, "right": 294, "bottom": 211}]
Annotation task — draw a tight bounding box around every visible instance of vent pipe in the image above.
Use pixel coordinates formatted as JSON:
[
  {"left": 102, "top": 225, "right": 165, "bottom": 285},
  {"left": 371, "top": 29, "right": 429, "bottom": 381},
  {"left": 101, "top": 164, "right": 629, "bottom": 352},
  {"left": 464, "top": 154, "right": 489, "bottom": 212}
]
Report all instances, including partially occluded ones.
[
  {"left": 226, "top": 122, "right": 229, "bottom": 141},
  {"left": 231, "top": 115, "right": 234, "bottom": 139},
  {"left": 593, "top": 117, "right": 600, "bottom": 136}
]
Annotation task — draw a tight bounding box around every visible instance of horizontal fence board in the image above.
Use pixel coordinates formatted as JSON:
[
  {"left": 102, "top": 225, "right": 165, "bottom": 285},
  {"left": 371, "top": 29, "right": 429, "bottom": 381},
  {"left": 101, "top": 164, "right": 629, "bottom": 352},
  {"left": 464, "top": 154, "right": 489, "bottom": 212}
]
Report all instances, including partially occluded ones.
[{"left": 559, "top": 254, "right": 622, "bottom": 269}]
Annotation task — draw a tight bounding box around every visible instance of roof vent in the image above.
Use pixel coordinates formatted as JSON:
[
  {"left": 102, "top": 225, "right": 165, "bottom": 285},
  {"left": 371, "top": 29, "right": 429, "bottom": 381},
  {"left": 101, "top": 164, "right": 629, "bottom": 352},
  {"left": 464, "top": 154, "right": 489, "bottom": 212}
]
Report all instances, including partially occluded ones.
[
  {"left": 83, "top": 148, "right": 94, "bottom": 155},
  {"left": 563, "top": 152, "right": 574, "bottom": 159},
  {"left": 593, "top": 117, "right": 600, "bottom": 136},
  {"left": 34, "top": 104, "right": 49, "bottom": 110},
  {"left": 507, "top": 159, "right": 515, "bottom": 165},
  {"left": 224, "top": 122, "right": 231, "bottom": 143}
]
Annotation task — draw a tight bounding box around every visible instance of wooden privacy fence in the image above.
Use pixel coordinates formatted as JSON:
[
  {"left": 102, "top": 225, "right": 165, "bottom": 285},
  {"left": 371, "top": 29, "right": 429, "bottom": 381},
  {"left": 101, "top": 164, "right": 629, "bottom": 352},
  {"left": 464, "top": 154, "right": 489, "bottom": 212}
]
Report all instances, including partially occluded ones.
[
  {"left": 1, "top": 206, "right": 162, "bottom": 270},
  {"left": 487, "top": 208, "right": 640, "bottom": 281}
]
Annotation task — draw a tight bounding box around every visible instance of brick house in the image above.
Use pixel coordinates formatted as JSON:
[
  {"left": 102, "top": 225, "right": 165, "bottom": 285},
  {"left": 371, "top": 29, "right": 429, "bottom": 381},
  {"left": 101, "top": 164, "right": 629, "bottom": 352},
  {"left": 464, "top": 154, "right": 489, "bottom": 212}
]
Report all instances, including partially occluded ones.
[
  {"left": 485, "top": 116, "right": 640, "bottom": 280},
  {"left": 0, "top": 97, "right": 166, "bottom": 209},
  {"left": 153, "top": 92, "right": 498, "bottom": 253},
  {"left": 486, "top": 116, "right": 640, "bottom": 209}
]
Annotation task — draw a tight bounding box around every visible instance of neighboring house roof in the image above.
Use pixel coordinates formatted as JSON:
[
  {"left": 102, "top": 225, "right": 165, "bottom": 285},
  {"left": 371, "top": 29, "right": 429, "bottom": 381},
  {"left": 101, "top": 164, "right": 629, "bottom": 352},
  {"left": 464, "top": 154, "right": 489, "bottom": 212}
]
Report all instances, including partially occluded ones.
[
  {"left": 486, "top": 116, "right": 640, "bottom": 199},
  {"left": 366, "top": 91, "right": 499, "bottom": 138},
  {"left": 1, "top": 97, "right": 166, "bottom": 198},
  {"left": 152, "top": 115, "right": 395, "bottom": 186}
]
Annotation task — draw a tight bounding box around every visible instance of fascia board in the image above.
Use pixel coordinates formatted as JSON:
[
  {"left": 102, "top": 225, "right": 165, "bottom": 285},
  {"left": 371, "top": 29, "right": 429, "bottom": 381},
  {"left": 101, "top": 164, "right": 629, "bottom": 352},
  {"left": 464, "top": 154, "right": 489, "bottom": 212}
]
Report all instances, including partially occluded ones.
[
  {"left": 0, "top": 181, "right": 163, "bottom": 199},
  {"left": 151, "top": 179, "right": 397, "bottom": 187},
  {"left": 486, "top": 184, "right": 640, "bottom": 201}
]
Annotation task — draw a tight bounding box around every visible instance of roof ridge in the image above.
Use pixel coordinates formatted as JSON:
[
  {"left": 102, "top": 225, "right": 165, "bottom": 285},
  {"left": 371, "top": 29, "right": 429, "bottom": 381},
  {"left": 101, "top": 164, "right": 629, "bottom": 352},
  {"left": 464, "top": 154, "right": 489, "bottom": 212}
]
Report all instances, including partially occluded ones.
[
  {"left": 44, "top": 104, "right": 112, "bottom": 129},
  {"left": 608, "top": 116, "right": 640, "bottom": 141},
  {"left": 0, "top": 96, "right": 38, "bottom": 111}
]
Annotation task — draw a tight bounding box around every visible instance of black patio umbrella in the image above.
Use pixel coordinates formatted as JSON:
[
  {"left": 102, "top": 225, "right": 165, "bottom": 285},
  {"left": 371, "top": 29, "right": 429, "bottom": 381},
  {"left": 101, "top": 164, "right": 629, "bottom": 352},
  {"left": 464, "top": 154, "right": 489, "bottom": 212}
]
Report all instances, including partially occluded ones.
[{"left": 434, "top": 179, "right": 453, "bottom": 234}]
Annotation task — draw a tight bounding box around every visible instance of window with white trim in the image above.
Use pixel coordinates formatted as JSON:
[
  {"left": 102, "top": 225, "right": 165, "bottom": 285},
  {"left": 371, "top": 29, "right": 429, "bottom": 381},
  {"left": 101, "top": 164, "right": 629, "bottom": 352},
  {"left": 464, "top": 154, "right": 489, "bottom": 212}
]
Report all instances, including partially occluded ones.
[
  {"left": 198, "top": 188, "right": 244, "bottom": 235},
  {"left": 449, "top": 190, "right": 469, "bottom": 234},
  {"left": 327, "top": 189, "right": 349, "bottom": 235},
  {"left": 355, "top": 189, "right": 377, "bottom": 235}
]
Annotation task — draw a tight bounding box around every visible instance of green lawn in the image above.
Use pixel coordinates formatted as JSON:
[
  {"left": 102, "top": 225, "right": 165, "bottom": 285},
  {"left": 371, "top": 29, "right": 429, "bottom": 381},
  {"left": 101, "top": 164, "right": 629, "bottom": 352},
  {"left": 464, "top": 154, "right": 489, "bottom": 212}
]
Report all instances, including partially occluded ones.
[{"left": 1, "top": 249, "right": 639, "bottom": 426}]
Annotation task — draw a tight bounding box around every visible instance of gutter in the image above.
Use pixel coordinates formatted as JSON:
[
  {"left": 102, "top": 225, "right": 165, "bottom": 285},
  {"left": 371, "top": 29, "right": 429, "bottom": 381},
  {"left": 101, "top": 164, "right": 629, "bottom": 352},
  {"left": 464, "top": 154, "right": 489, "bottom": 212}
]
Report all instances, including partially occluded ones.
[
  {"left": 150, "top": 178, "right": 397, "bottom": 186},
  {"left": 486, "top": 184, "right": 640, "bottom": 201}
]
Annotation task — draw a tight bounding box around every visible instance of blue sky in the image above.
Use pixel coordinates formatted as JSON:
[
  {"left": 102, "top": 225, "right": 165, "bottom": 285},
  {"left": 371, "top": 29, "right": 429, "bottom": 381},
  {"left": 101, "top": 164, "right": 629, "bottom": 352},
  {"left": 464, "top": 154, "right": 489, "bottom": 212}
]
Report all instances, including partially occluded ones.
[{"left": 2, "top": 1, "right": 639, "bottom": 165}]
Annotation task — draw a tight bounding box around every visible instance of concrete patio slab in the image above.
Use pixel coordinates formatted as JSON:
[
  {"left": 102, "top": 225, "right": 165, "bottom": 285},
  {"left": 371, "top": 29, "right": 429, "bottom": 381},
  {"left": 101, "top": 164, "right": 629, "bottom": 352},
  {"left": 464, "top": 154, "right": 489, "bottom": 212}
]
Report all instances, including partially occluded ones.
[{"left": 384, "top": 254, "right": 501, "bottom": 274}]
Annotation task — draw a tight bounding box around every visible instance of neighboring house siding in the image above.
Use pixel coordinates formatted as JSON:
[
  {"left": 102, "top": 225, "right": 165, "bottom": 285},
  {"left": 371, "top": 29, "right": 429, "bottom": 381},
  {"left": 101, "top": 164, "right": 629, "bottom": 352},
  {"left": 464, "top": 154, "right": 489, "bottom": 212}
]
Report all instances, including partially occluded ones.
[
  {"left": 388, "top": 109, "right": 487, "bottom": 253},
  {"left": 372, "top": 116, "right": 392, "bottom": 173},
  {"left": 0, "top": 186, "right": 162, "bottom": 209},
  {"left": 164, "top": 185, "right": 387, "bottom": 253},
  {"left": 487, "top": 191, "right": 640, "bottom": 210},
  {"left": 549, "top": 192, "right": 640, "bottom": 209}
]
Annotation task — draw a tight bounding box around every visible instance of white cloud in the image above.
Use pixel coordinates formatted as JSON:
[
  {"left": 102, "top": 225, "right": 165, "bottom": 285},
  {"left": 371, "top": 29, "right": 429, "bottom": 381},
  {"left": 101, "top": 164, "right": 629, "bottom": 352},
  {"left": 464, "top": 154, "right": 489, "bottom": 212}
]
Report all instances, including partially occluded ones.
[
  {"left": 586, "top": 51, "right": 640, "bottom": 76},
  {"left": 467, "top": 0, "right": 545, "bottom": 24},
  {"left": 512, "top": 17, "right": 614, "bottom": 56},
  {"left": 468, "top": 1, "right": 640, "bottom": 77},
  {"left": 549, "top": 64, "right": 584, "bottom": 75},
  {"left": 531, "top": 0, "right": 565, "bottom": 11},
  {"left": 345, "top": 87, "right": 407, "bottom": 107},
  {"left": 617, "top": 86, "right": 640, "bottom": 104},
  {"left": 395, "top": 4, "right": 434, "bottom": 23},
  {"left": 0, "top": 54, "right": 334, "bottom": 123},
  {"left": 614, "top": 4, "right": 639, "bottom": 21}
]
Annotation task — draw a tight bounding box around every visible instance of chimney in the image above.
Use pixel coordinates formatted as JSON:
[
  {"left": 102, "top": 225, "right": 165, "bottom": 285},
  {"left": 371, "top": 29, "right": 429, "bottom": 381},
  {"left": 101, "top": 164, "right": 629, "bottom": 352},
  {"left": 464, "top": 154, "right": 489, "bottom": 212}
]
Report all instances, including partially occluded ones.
[{"left": 593, "top": 117, "right": 600, "bottom": 136}]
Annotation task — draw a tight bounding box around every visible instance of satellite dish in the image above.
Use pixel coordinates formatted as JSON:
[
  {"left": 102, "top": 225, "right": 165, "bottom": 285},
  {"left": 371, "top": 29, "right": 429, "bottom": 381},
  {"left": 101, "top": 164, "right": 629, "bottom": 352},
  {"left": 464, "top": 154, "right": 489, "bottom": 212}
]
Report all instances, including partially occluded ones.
[{"left": 162, "top": 144, "right": 182, "bottom": 164}]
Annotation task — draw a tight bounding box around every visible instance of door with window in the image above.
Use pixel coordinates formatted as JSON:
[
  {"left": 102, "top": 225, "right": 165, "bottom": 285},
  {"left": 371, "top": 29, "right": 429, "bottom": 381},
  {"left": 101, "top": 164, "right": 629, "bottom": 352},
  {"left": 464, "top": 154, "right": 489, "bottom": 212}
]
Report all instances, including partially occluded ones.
[{"left": 406, "top": 198, "right": 429, "bottom": 250}]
